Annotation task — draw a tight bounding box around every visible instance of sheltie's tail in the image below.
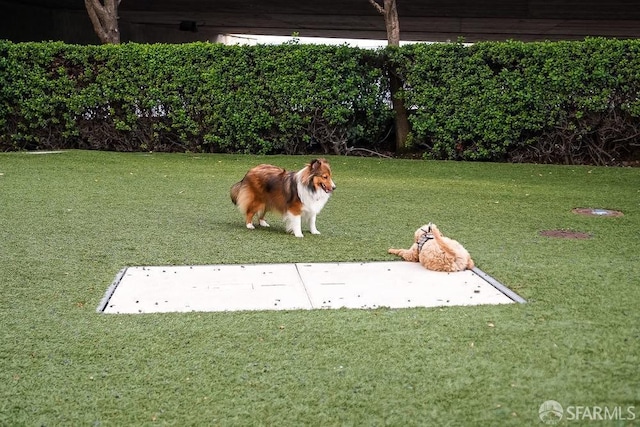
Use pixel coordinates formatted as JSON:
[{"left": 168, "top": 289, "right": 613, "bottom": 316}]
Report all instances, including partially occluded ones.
[{"left": 230, "top": 181, "right": 242, "bottom": 205}]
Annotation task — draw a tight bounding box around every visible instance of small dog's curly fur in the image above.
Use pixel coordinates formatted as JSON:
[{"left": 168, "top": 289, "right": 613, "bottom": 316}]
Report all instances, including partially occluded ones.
[{"left": 388, "top": 223, "right": 474, "bottom": 272}]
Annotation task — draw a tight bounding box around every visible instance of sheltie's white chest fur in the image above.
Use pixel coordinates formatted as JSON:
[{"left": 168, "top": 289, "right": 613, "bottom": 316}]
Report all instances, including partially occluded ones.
[
  {"left": 297, "top": 174, "right": 332, "bottom": 215},
  {"left": 288, "top": 169, "right": 334, "bottom": 237}
]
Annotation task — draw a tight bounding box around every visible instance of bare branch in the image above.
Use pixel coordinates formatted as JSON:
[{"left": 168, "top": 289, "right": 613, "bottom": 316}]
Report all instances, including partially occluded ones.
[
  {"left": 368, "top": 0, "right": 384, "bottom": 15},
  {"left": 346, "top": 147, "right": 394, "bottom": 158},
  {"left": 85, "top": 0, "right": 108, "bottom": 41},
  {"left": 84, "top": 0, "right": 120, "bottom": 43},
  {"left": 104, "top": 0, "right": 118, "bottom": 15},
  {"left": 86, "top": 0, "right": 106, "bottom": 21}
]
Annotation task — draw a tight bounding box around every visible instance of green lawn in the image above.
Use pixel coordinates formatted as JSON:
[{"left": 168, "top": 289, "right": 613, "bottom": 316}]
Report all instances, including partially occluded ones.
[{"left": 1, "top": 150, "right": 638, "bottom": 426}]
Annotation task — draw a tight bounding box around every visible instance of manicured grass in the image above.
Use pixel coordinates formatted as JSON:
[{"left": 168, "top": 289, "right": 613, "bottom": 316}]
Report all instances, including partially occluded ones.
[{"left": 0, "top": 150, "right": 638, "bottom": 426}]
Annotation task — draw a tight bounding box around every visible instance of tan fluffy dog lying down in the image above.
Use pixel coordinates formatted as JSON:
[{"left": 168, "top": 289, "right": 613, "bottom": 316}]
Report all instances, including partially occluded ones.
[{"left": 388, "top": 223, "right": 474, "bottom": 272}]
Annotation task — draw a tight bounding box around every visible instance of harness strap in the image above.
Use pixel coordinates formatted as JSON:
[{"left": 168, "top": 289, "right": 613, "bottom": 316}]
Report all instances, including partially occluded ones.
[{"left": 417, "top": 233, "right": 434, "bottom": 252}]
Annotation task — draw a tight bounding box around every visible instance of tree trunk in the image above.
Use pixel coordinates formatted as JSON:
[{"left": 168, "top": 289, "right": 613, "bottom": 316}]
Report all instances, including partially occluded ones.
[
  {"left": 369, "top": 0, "right": 410, "bottom": 153},
  {"left": 85, "top": 0, "right": 121, "bottom": 44}
]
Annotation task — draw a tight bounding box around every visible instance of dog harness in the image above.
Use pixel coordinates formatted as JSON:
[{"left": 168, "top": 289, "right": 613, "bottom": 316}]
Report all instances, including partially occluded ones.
[{"left": 417, "top": 231, "right": 434, "bottom": 252}]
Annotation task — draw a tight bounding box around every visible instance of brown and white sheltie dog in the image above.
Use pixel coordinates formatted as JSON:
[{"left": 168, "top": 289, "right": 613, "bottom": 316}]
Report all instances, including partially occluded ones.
[{"left": 230, "top": 158, "right": 336, "bottom": 237}]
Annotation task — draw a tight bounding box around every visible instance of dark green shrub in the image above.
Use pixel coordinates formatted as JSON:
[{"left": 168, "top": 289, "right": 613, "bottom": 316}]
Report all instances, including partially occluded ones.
[
  {"left": 0, "top": 41, "right": 391, "bottom": 154},
  {"left": 0, "top": 41, "right": 76, "bottom": 150},
  {"left": 2, "top": 39, "right": 639, "bottom": 164},
  {"left": 393, "top": 38, "right": 640, "bottom": 164}
]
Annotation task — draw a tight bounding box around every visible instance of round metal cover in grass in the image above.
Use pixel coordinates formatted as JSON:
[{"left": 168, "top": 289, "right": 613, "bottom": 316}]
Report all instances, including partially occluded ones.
[
  {"left": 539, "top": 230, "right": 592, "bottom": 239},
  {"left": 572, "top": 208, "right": 623, "bottom": 217}
]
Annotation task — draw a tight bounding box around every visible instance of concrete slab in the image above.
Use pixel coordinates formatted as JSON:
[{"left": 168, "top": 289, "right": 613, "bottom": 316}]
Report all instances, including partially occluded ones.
[
  {"left": 98, "top": 262, "right": 524, "bottom": 314},
  {"left": 101, "top": 264, "right": 311, "bottom": 313},
  {"left": 297, "top": 262, "right": 515, "bottom": 309}
]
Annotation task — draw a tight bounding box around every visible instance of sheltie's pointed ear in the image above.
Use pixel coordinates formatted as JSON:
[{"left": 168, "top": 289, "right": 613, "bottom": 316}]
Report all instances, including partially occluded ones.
[{"left": 309, "top": 158, "right": 324, "bottom": 171}]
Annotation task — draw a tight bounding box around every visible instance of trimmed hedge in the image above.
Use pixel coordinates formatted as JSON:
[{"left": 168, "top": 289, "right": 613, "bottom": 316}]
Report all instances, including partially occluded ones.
[
  {"left": 0, "top": 41, "right": 391, "bottom": 154},
  {"left": 392, "top": 38, "right": 640, "bottom": 163},
  {"left": 1, "top": 39, "right": 639, "bottom": 164}
]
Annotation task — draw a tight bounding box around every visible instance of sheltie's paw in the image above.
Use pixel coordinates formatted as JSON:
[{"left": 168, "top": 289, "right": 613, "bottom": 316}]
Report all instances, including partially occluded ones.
[
  {"left": 246, "top": 223, "right": 255, "bottom": 230},
  {"left": 259, "top": 219, "right": 270, "bottom": 227}
]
